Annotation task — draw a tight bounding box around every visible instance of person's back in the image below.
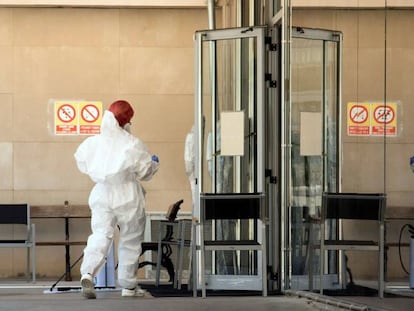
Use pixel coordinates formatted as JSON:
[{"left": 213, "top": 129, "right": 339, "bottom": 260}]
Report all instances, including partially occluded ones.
[{"left": 75, "top": 109, "right": 156, "bottom": 185}]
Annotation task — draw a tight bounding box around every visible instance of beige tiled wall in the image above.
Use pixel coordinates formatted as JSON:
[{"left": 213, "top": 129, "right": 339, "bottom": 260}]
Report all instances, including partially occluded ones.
[
  {"left": 1, "top": 5, "right": 413, "bottom": 283},
  {"left": 0, "top": 7, "right": 208, "bottom": 278}
]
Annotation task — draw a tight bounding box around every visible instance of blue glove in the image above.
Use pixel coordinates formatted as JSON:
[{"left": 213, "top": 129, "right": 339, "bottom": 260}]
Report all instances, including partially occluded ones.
[
  {"left": 152, "top": 155, "right": 159, "bottom": 163},
  {"left": 410, "top": 156, "right": 414, "bottom": 173}
]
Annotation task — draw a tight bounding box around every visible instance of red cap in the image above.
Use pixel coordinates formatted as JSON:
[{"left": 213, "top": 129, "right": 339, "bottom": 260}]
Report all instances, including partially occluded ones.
[{"left": 108, "top": 100, "right": 134, "bottom": 127}]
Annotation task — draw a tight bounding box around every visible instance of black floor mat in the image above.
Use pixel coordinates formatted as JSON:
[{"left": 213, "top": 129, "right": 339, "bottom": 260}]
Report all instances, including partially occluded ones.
[
  {"left": 140, "top": 284, "right": 193, "bottom": 297},
  {"left": 316, "top": 283, "right": 399, "bottom": 297},
  {"left": 140, "top": 284, "right": 280, "bottom": 297}
]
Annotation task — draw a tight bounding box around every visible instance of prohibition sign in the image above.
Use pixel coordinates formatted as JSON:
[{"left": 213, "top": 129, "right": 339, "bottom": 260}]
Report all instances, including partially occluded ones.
[
  {"left": 57, "top": 104, "right": 76, "bottom": 123},
  {"left": 349, "top": 105, "right": 368, "bottom": 124},
  {"left": 81, "top": 104, "right": 100, "bottom": 123},
  {"left": 373, "top": 105, "right": 395, "bottom": 124}
]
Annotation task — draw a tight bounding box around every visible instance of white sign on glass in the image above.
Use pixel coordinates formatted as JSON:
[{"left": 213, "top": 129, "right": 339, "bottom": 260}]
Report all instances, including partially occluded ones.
[
  {"left": 220, "top": 111, "right": 244, "bottom": 156},
  {"left": 300, "top": 112, "right": 322, "bottom": 156}
]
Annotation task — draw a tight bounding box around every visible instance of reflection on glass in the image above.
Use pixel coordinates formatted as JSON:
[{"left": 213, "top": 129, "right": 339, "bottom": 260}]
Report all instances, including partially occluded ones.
[
  {"left": 200, "top": 36, "right": 259, "bottom": 275},
  {"left": 202, "top": 37, "right": 257, "bottom": 195},
  {"left": 291, "top": 38, "right": 324, "bottom": 217},
  {"left": 290, "top": 34, "right": 339, "bottom": 287}
]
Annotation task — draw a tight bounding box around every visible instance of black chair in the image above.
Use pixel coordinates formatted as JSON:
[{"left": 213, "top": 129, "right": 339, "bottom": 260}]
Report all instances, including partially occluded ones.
[
  {"left": 155, "top": 214, "right": 192, "bottom": 289},
  {"left": 195, "top": 193, "right": 267, "bottom": 298},
  {"left": 0, "top": 204, "right": 36, "bottom": 282},
  {"left": 309, "top": 192, "right": 386, "bottom": 298},
  {"left": 139, "top": 199, "right": 185, "bottom": 284}
]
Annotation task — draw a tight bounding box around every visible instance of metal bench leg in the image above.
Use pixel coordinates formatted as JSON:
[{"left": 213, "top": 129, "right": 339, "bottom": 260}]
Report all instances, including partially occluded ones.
[
  {"left": 261, "top": 220, "right": 267, "bottom": 296},
  {"left": 176, "top": 221, "right": 186, "bottom": 289},
  {"left": 32, "top": 224, "right": 36, "bottom": 283},
  {"left": 379, "top": 223, "right": 385, "bottom": 298},
  {"left": 200, "top": 221, "right": 206, "bottom": 298},
  {"left": 320, "top": 222, "right": 325, "bottom": 295},
  {"left": 192, "top": 221, "right": 198, "bottom": 297},
  {"left": 155, "top": 224, "right": 163, "bottom": 287}
]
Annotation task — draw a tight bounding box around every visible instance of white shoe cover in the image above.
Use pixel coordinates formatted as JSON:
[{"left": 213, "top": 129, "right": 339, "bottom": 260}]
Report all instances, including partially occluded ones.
[
  {"left": 81, "top": 274, "right": 96, "bottom": 299},
  {"left": 121, "top": 287, "right": 146, "bottom": 297}
]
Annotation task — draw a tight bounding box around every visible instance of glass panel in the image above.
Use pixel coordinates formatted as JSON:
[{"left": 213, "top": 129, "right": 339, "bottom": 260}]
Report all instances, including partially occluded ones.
[
  {"left": 290, "top": 38, "right": 324, "bottom": 284},
  {"left": 291, "top": 38, "right": 324, "bottom": 217},
  {"left": 385, "top": 5, "right": 414, "bottom": 290},
  {"left": 325, "top": 41, "right": 339, "bottom": 194},
  {"left": 201, "top": 37, "right": 258, "bottom": 195},
  {"left": 279, "top": 0, "right": 292, "bottom": 293},
  {"left": 291, "top": 5, "right": 389, "bottom": 291},
  {"left": 272, "top": 0, "right": 282, "bottom": 16},
  {"left": 199, "top": 34, "right": 260, "bottom": 277},
  {"left": 289, "top": 33, "right": 340, "bottom": 290}
]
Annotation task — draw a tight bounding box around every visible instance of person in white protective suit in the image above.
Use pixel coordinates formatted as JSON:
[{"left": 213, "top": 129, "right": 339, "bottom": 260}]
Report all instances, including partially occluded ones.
[
  {"left": 206, "top": 121, "right": 236, "bottom": 275},
  {"left": 74, "top": 100, "right": 159, "bottom": 299},
  {"left": 184, "top": 125, "right": 196, "bottom": 203}
]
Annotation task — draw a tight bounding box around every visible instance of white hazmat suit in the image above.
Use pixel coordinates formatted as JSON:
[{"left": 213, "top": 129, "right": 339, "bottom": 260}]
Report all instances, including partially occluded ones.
[
  {"left": 184, "top": 125, "right": 196, "bottom": 203},
  {"left": 74, "top": 109, "right": 159, "bottom": 292}
]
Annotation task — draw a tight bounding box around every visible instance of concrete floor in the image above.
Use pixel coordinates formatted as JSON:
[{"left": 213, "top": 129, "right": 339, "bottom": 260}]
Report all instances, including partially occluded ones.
[
  {"left": 332, "top": 283, "right": 414, "bottom": 311},
  {"left": 288, "top": 285, "right": 414, "bottom": 311},
  {"left": 0, "top": 281, "right": 315, "bottom": 311},
  {"left": 0, "top": 279, "right": 413, "bottom": 311}
]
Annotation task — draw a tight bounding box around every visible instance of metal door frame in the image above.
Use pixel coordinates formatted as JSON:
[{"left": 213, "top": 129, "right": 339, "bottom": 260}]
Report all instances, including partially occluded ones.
[
  {"left": 193, "top": 26, "right": 267, "bottom": 291},
  {"left": 192, "top": 23, "right": 342, "bottom": 293}
]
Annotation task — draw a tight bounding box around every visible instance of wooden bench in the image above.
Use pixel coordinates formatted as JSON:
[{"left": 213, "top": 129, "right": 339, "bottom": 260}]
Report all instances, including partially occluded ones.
[
  {"left": 30, "top": 201, "right": 90, "bottom": 281},
  {"left": 31, "top": 200, "right": 182, "bottom": 289},
  {"left": 31, "top": 200, "right": 179, "bottom": 283}
]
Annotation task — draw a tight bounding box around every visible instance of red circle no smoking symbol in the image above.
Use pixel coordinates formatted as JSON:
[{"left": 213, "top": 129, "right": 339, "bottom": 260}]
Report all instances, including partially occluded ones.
[
  {"left": 349, "top": 105, "right": 368, "bottom": 124},
  {"left": 57, "top": 104, "right": 76, "bottom": 123},
  {"left": 81, "top": 104, "right": 100, "bottom": 123},
  {"left": 373, "top": 106, "right": 395, "bottom": 124}
]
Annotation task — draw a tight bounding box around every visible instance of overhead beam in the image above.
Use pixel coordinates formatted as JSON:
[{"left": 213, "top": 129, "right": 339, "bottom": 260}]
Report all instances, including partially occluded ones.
[
  {"left": 292, "top": 0, "right": 414, "bottom": 8},
  {"left": 0, "top": 0, "right": 208, "bottom": 8}
]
